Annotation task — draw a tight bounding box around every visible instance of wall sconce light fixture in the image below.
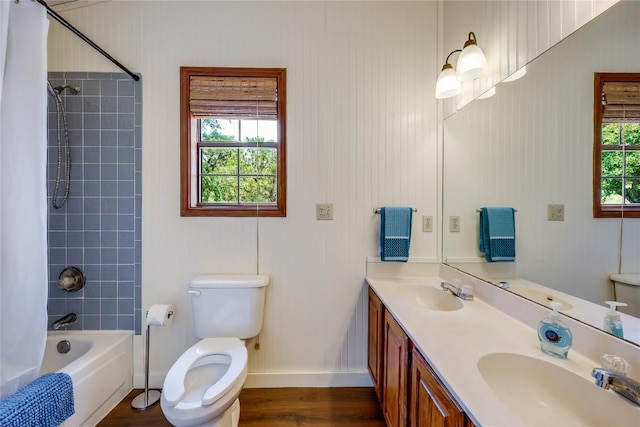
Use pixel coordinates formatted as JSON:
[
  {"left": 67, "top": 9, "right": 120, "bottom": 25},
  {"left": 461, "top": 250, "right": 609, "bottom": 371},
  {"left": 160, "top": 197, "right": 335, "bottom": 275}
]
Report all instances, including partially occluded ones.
[
  {"left": 435, "top": 31, "right": 487, "bottom": 99},
  {"left": 435, "top": 49, "right": 462, "bottom": 99}
]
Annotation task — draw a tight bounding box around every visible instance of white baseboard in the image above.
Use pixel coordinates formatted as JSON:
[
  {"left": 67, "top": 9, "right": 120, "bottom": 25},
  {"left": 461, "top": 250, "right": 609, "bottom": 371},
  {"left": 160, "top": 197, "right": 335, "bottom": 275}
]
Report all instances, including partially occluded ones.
[
  {"left": 244, "top": 371, "right": 373, "bottom": 388},
  {"left": 136, "top": 371, "right": 373, "bottom": 390}
]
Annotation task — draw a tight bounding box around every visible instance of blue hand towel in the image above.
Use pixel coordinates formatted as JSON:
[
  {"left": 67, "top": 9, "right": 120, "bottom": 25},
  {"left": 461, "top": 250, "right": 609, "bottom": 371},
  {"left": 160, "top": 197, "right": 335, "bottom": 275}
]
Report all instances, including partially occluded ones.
[
  {"left": 380, "top": 207, "right": 413, "bottom": 262},
  {"left": 479, "top": 207, "right": 516, "bottom": 262},
  {"left": 0, "top": 373, "right": 74, "bottom": 427}
]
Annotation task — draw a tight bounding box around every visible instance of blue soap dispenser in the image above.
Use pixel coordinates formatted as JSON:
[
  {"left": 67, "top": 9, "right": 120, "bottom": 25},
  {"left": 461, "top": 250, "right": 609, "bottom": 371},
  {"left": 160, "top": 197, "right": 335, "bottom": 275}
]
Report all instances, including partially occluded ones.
[
  {"left": 538, "top": 302, "right": 573, "bottom": 359},
  {"left": 603, "top": 301, "right": 627, "bottom": 339}
]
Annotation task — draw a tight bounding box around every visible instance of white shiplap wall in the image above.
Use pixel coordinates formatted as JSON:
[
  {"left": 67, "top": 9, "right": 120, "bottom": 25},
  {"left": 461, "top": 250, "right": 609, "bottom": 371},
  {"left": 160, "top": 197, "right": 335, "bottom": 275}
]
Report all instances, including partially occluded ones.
[
  {"left": 443, "top": 0, "right": 640, "bottom": 306},
  {"left": 441, "top": 0, "right": 619, "bottom": 116},
  {"left": 47, "top": 1, "right": 439, "bottom": 387}
]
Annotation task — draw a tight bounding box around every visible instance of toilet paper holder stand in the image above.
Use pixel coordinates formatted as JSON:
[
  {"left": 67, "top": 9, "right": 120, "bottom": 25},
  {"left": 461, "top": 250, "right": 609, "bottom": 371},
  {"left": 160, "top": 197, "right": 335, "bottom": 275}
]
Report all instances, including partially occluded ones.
[{"left": 131, "top": 307, "right": 174, "bottom": 409}]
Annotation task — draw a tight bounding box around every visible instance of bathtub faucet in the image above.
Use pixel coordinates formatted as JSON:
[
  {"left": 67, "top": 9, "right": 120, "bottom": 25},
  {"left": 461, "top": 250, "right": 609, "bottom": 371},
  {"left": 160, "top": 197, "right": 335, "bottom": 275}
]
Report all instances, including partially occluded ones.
[{"left": 50, "top": 313, "right": 77, "bottom": 330}]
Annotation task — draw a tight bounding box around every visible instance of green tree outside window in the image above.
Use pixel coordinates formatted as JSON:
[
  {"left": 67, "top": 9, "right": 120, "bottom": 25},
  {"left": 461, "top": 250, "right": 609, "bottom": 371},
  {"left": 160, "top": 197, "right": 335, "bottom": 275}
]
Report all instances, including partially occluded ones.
[{"left": 601, "top": 123, "right": 640, "bottom": 204}]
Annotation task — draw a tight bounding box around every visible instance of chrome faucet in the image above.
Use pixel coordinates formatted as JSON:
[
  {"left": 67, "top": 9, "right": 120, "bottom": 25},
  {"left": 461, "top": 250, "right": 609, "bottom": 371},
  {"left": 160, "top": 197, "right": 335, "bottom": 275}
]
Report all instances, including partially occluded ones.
[
  {"left": 50, "top": 313, "right": 77, "bottom": 330},
  {"left": 592, "top": 367, "right": 640, "bottom": 406},
  {"left": 440, "top": 281, "right": 473, "bottom": 301}
]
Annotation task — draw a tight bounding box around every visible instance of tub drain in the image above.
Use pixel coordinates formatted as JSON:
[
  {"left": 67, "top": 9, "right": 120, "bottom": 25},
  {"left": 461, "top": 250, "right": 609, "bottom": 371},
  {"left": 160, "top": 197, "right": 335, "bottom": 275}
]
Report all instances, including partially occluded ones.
[{"left": 57, "top": 340, "right": 71, "bottom": 354}]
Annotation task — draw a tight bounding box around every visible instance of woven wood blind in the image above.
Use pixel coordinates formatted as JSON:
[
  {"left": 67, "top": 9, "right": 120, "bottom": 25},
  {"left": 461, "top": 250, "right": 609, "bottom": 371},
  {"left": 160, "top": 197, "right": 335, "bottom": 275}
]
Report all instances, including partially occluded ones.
[
  {"left": 189, "top": 76, "right": 278, "bottom": 119},
  {"left": 602, "top": 82, "right": 640, "bottom": 123}
]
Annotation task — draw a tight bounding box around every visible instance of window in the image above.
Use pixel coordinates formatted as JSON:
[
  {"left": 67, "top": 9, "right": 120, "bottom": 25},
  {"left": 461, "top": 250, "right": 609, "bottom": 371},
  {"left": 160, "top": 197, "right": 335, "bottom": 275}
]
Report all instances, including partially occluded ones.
[
  {"left": 180, "top": 67, "right": 286, "bottom": 217},
  {"left": 593, "top": 73, "right": 640, "bottom": 218}
]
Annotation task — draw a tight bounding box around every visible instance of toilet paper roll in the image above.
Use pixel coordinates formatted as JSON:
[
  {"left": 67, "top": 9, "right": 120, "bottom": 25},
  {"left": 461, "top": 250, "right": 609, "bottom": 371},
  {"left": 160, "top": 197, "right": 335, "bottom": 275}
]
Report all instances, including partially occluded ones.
[{"left": 147, "top": 304, "right": 175, "bottom": 327}]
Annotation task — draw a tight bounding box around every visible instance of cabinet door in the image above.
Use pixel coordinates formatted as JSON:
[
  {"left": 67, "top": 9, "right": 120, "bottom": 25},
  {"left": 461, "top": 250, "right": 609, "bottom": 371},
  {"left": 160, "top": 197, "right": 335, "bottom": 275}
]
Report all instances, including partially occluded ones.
[
  {"left": 383, "top": 311, "right": 409, "bottom": 427},
  {"left": 409, "top": 347, "right": 466, "bottom": 427},
  {"left": 368, "top": 288, "right": 384, "bottom": 400}
]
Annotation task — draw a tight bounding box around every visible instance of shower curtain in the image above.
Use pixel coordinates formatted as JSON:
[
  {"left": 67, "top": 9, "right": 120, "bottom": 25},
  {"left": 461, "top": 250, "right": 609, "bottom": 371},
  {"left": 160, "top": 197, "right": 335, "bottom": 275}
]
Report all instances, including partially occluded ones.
[{"left": 0, "top": 0, "right": 49, "bottom": 399}]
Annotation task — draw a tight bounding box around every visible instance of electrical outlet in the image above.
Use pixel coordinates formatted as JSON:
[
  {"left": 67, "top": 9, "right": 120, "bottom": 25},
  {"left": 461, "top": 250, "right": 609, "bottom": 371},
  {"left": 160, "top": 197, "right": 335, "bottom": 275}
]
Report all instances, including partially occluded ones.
[
  {"left": 449, "top": 216, "right": 460, "bottom": 232},
  {"left": 422, "top": 215, "right": 433, "bottom": 232},
  {"left": 316, "top": 203, "right": 333, "bottom": 220},
  {"left": 547, "top": 204, "right": 564, "bottom": 221}
]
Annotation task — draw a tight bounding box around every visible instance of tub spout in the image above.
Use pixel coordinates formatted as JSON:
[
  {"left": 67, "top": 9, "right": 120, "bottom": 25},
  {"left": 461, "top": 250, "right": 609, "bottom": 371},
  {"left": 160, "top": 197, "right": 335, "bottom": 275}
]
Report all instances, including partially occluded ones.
[{"left": 50, "top": 313, "right": 77, "bottom": 330}]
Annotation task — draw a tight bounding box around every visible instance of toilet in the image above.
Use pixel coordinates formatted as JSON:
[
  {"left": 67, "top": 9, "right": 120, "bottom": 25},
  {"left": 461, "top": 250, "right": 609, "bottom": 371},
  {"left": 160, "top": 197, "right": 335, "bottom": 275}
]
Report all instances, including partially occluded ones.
[
  {"left": 610, "top": 273, "right": 640, "bottom": 317},
  {"left": 161, "top": 274, "right": 269, "bottom": 427}
]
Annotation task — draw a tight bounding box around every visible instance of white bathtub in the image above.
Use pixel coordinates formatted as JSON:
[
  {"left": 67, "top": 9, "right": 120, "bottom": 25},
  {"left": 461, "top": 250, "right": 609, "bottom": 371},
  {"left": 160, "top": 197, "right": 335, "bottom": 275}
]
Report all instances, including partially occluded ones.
[{"left": 40, "top": 331, "right": 133, "bottom": 427}]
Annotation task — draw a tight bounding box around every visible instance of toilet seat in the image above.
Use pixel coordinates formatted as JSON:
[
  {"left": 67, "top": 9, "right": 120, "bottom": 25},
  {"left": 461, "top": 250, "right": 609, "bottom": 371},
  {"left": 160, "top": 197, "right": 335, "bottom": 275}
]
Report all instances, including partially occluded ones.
[{"left": 163, "top": 337, "right": 247, "bottom": 408}]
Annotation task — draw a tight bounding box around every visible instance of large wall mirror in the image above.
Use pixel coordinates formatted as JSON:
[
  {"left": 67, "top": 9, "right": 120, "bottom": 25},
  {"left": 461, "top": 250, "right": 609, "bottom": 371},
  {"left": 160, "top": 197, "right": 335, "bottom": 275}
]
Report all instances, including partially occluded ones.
[{"left": 443, "top": 0, "right": 640, "bottom": 346}]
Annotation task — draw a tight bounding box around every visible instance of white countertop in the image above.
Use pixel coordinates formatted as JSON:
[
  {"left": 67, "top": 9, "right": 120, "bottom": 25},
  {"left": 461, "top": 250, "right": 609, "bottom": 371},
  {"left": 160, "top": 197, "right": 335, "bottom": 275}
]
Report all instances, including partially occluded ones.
[{"left": 366, "top": 275, "right": 640, "bottom": 426}]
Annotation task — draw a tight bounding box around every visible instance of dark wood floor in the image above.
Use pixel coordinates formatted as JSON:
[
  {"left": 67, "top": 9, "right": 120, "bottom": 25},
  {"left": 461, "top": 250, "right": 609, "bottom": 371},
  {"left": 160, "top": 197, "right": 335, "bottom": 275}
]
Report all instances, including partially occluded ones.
[{"left": 98, "top": 387, "right": 386, "bottom": 427}]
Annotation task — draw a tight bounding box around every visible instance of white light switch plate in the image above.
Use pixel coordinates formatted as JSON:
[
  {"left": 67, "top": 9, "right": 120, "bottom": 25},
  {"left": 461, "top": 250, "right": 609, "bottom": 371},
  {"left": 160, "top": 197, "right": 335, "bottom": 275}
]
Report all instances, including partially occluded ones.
[
  {"left": 548, "top": 204, "right": 564, "bottom": 221},
  {"left": 316, "top": 203, "right": 333, "bottom": 220}
]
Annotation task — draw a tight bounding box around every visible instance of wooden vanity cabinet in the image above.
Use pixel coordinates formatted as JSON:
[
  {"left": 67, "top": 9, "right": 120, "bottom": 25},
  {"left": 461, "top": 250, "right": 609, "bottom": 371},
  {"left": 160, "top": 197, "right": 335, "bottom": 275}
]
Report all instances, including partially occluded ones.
[
  {"left": 368, "top": 288, "right": 410, "bottom": 427},
  {"left": 382, "top": 310, "right": 410, "bottom": 427},
  {"left": 368, "top": 288, "right": 384, "bottom": 400},
  {"left": 409, "top": 346, "right": 470, "bottom": 427},
  {"left": 368, "top": 286, "right": 476, "bottom": 427}
]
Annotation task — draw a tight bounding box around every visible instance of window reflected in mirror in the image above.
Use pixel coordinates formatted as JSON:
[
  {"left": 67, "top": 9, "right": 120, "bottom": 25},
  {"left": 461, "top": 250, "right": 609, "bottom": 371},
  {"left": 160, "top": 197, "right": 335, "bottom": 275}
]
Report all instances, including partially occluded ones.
[{"left": 594, "top": 73, "right": 640, "bottom": 218}]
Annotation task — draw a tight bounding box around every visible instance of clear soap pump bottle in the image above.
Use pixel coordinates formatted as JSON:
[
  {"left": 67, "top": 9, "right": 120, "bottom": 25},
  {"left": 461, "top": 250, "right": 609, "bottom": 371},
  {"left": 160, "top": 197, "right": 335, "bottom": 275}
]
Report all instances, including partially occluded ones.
[
  {"left": 538, "top": 302, "right": 573, "bottom": 359},
  {"left": 603, "top": 301, "right": 627, "bottom": 339}
]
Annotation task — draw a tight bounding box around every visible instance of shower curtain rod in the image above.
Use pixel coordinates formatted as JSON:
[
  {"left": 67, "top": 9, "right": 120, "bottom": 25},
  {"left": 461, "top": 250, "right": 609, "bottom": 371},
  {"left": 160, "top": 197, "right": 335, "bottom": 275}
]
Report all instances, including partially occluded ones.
[{"left": 32, "top": 0, "right": 140, "bottom": 81}]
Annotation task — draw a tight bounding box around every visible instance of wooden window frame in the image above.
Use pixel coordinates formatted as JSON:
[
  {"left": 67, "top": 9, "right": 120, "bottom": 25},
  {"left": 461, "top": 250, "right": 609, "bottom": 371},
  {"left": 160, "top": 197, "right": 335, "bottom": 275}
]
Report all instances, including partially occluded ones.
[
  {"left": 593, "top": 72, "right": 640, "bottom": 218},
  {"left": 180, "top": 67, "right": 287, "bottom": 217}
]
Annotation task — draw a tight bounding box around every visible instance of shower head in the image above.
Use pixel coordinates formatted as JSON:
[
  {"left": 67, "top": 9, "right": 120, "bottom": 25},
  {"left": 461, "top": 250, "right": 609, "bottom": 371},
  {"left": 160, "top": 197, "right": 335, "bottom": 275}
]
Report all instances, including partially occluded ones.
[{"left": 53, "top": 84, "right": 81, "bottom": 95}]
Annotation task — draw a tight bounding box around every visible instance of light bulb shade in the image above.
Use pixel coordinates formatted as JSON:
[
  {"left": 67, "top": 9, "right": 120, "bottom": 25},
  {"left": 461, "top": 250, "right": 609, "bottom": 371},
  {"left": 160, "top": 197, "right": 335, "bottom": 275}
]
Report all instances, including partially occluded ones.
[
  {"left": 456, "top": 43, "right": 487, "bottom": 81},
  {"left": 435, "top": 66, "right": 461, "bottom": 99}
]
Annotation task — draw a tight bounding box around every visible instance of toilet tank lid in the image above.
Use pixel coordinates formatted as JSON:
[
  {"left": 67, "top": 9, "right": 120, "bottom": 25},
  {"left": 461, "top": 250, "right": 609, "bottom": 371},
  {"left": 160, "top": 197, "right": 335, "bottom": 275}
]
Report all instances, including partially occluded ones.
[
  {"left": 610, "top": 273, "right": 640, "bottom": 287},
  {"left": 190, "top": 274, "right": 270, "bottom": 289}
]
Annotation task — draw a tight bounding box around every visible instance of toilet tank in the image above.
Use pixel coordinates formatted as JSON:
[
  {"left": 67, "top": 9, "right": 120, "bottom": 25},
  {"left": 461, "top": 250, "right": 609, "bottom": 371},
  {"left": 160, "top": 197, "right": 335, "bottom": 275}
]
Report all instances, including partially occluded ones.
[
  {"left": 610, "top": 273, "right": 640, "bottom": 318},
  {"left": 189, "top": 274, "right": 269, "bottom": 339}
]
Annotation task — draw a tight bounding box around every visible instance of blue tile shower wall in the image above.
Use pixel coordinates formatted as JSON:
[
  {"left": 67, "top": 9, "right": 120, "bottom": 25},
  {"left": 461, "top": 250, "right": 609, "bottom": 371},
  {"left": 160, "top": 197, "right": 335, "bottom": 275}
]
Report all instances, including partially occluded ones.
[{"left": 47, "top": 72, "right": 142, "bottom": 334}]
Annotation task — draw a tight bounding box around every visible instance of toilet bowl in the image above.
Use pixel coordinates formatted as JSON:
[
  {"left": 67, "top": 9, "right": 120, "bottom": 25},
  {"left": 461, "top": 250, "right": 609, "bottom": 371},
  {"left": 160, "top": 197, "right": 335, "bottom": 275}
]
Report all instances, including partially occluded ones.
[
  {"left": 160, "top": 338, "right": 247, "bottom": 427},
  {"left": 160, "top": 274, "right": 269, "bottom": 427}
]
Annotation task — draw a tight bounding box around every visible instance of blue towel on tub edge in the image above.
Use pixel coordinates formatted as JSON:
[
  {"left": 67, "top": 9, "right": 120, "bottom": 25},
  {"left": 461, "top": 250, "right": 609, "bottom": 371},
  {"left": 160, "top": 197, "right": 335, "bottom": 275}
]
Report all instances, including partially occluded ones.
[
  {"left": 0, "top": 373, "right": 74, "bottom": 427},
  {"left": 380, "top": 207, "right": 413, "bottom": 262},
  {"left": 479, "top": 207, "right": 516, "bottom": 262}
]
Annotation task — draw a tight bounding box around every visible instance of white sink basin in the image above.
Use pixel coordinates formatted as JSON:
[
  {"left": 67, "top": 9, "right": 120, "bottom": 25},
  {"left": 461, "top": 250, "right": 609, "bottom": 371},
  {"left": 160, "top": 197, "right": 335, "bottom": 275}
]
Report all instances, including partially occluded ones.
[
  {"left": 478, "top": 353, "right": 639, "bottom": 426},
  {"left": 395, "top": 285, "right": 463, "bottom": 311}
]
